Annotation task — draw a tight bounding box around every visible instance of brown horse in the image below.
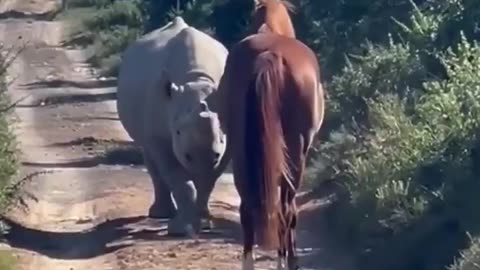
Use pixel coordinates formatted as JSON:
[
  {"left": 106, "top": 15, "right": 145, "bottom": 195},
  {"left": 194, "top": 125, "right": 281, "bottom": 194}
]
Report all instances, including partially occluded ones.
[
  {"left": 249, "top": 0, "right": 296, "bottom": 38},
  {"left": 215, "top": 33, "right": 324, "bottom": 269}
]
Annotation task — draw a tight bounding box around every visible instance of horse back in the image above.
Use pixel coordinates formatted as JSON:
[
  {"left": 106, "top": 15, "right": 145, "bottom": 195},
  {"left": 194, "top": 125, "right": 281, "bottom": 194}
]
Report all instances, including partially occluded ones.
[{"left": 226, "top": 34, "right": 323, "bottom": 143}]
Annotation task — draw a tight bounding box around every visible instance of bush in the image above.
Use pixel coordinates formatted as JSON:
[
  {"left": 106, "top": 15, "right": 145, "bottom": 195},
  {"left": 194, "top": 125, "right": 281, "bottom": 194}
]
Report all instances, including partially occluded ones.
[
  {"left": 0, "top": 47, "right": 20, "bottom": 211},
  {"left": 82, "top": 0, "right": 144, "bottom": 32},
  {"left": 313, "top": 2, "right": 480, "bottom": 267},
  {"left": 449, "top": 235, "right": 480, "bottom": 270},
  {"left": 0, "top": 45, "right": 22, "bottom": 270},
  {"left": 65, "top": 0, "right": 144, "bottom": 76},
  {"left": 67, "top": 0, "right": 113, "bottom": 8}
]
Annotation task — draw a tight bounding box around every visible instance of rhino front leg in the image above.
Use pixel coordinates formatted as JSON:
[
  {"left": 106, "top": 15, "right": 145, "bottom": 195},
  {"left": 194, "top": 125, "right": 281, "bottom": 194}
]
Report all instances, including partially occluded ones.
[
  {"left": 167, "top": 177, "right": 200, "bottom": 236},
  {"left": 195, "top": 175, "right": 218, "bottom": 230},
  {"left": 147, "top": 141, "right": 201, "bottom": 236},
  {"left": 143, "top": 149, "right": 177, "bottom": 219}
]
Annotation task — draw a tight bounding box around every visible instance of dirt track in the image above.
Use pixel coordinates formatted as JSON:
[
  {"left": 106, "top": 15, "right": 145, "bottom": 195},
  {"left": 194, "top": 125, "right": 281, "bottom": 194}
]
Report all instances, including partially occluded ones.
[{"left": 0, "top": 1, "right": 355, "bottom": 269}]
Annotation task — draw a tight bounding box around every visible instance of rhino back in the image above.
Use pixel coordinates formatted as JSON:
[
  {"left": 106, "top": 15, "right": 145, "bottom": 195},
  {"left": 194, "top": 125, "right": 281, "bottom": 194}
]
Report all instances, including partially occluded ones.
[
  {"left": 116, "top": 17, "right": 189, "bottom": 144},
  {"left": 164, "top": 27, "right": 228, "bottom": 87}
]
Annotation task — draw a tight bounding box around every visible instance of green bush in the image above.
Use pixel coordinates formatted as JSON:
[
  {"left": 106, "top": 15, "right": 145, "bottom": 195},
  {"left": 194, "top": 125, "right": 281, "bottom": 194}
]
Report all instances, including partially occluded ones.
[
  {"left": 449, "top": 235, "right": 480, "bottom": 270},
  {"left": 0, "top": 46, "right": 21, "bottom": 270},
  {"left": 67, "top": 0, "right": 112, "bottom": 8},
  {"left": 66, "top": 0, "right": 144, "bottom": 76},
  {"left": 317, "top": 10, "right": 480, "bottom": 270},
  {"left": 82, "top": 0, "right": 144, "bottom": 32},
  {"left": 0, "top": 47, "right": 19, "bottom": 211}
]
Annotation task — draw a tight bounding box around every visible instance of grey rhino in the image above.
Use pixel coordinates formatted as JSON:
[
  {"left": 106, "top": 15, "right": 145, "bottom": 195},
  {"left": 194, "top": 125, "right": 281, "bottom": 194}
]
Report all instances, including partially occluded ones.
[{"left": 116, "top": 16, "right": 229, "bottom": 236}]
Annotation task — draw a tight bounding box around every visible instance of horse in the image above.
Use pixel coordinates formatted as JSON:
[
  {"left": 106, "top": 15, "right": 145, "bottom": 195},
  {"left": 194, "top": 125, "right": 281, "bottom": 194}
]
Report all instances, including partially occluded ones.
[
  {"left": 211, "top": 31, "right": 324, "bottom": 269},
  {"left": 249, "top": 0, "right": 296, "bottom": 38},
  {"left": 116, "top": 16, "right": 229, "bottom": 236},
  {"left": 208, "top": 1, "right": 323, "bottom": 269}
]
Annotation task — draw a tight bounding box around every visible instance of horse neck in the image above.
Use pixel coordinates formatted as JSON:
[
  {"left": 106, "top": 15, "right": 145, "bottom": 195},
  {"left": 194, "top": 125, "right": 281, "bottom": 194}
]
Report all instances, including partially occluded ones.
[{"left": 253, "top": 1, "right": 296, "bottom": 38}]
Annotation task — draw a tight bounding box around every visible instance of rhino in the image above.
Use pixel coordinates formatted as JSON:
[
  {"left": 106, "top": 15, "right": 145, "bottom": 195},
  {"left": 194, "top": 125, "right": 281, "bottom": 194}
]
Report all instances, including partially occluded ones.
[{"left": 116, "top": 16, "right": 229, "bottom": 235}]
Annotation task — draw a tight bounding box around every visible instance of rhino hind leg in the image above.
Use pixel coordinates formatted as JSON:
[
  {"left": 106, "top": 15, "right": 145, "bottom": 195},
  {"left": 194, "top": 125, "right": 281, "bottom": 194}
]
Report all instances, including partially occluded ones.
[{"left": 144, "top": 149, "right": 177, "bottom": 218}]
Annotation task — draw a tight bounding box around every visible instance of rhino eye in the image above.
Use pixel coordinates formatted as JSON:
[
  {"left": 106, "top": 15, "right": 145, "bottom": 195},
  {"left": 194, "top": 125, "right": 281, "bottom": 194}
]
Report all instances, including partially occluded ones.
[{"left": 176, "top": 130, "right": 181, "bottom": 135}]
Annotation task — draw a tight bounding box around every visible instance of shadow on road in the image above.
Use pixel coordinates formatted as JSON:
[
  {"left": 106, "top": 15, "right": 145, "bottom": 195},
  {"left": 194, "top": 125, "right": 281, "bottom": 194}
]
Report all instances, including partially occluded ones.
[
  {"left": 20, "top": 79, "right": 117, "bottom": 90},
  {"left": 16, "top": 92, "right": 117, "bottom": 108},
  {"left": 22, "top": 142, "right": 144, "bottom": 167},
  {"left": 2, "top": 215, "right": 240, "bottom": 260}
]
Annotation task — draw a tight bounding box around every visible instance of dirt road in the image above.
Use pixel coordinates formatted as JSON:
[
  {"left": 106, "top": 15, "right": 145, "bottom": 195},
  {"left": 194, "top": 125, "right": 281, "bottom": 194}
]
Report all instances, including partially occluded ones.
[{"left": 0, "top": 1, "right": 354, "bottom": 269}]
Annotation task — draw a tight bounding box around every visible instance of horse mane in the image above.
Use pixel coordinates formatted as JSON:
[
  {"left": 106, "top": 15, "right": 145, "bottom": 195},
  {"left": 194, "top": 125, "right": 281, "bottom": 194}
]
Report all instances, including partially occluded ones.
[{"left": 254, "top": 0, "right": 296, "bottom": 14}]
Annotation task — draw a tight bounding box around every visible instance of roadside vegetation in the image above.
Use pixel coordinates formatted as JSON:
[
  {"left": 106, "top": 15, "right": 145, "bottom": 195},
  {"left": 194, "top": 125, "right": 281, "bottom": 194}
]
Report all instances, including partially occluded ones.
[
  {"left": 0, "top": 45, "right": 23, "bottom": 270},
  {"left": 61, "top": 0, "right": 480, "bottom": 269}
]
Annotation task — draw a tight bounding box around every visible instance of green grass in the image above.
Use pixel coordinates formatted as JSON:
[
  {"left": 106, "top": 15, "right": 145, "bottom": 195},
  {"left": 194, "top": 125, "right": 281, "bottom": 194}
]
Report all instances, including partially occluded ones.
[
  {"left": 56, "top": 0, "right": 144, "bottom": 76},
  {"left": 54, "top": 6, "right": 97, "bottom": 35}
]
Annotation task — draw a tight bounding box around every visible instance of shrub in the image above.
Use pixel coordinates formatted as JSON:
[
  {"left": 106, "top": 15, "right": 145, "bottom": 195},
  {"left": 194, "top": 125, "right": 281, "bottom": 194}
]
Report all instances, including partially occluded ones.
[
  {"left": 449, "top": 235, "right": 480, "bottom": 270},
  {"left": 68, "top": 0, "right": 144, "bottom": 76},
  {"left": 0, "top": 46, "right": 20, "bottom": 212},
  {"left": 0, "top": 45, "right": 22, "bottom": 270},
  {"left": 319, "top": 25, "right": 480, "bottom": 270}
]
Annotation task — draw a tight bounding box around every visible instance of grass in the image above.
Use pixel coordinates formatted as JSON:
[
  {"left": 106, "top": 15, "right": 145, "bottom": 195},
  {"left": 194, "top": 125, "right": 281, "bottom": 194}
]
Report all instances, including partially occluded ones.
[
  {"left": 56, "top": 0, "right": 144, "bottom": 76},
  {"left": 54, "top": 6, "right": 97, "bottom": 35}
]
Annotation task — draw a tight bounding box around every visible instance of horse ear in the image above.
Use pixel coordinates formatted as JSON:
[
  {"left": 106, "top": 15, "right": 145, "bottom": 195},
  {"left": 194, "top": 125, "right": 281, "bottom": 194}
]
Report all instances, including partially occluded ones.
[{"left": 165, "top": 80, "right": 179, "bottom": 98}]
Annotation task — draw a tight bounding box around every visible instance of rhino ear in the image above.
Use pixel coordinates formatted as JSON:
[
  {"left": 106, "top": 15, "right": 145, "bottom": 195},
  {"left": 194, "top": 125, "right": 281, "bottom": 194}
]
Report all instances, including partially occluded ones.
[
  {"left": 199, "top": 100, "right": 210, "bottom": 112},
  {"left": 165, "top": 80, "right": 180, "bottom": 98}
]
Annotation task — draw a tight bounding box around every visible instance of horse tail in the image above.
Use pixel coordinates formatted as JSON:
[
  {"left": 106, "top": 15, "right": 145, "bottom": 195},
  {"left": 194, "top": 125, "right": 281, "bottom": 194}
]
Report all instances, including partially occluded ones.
[{"left": 244, "top": 50, "right": 290, "bottom": 250}]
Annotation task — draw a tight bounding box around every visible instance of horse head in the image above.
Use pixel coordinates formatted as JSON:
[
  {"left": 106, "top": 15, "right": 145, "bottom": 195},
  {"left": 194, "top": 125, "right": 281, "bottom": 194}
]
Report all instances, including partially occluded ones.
[{"left": 164, "top": 80, "right": 227, "bottom": 175}]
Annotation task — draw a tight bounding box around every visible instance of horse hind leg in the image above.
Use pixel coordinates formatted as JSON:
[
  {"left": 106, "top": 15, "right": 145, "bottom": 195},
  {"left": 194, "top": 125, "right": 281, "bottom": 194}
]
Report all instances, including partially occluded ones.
[
  {"left": 240, "top": 202, "right": 255, "bottom": 270},
  {"left": 277, "top": 239, "right": 287, "bottom": 270},
  {"left": 286, "top": 202, "right": 299, "bottom": 270},
  {"left": 285, "top": 134, "right": 308, "bottom": 270},
  {"left": 277, "top": 187, "right": 290, "bottom": 270}
]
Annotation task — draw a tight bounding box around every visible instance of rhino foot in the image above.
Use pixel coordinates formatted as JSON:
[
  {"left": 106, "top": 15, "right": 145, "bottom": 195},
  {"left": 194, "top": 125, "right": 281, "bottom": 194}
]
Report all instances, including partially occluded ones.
[
  {"left": 200, "top": 217, "right": 213, "bottom": 230},
  {"left": 167, "top": 216, "right": 194, "bottom": 236},
  {"left": 148, "top": 203, "right": 177, "bottom": 219},
  {"left": 167, "top": 216, "right": 213, "bottom": 236}
]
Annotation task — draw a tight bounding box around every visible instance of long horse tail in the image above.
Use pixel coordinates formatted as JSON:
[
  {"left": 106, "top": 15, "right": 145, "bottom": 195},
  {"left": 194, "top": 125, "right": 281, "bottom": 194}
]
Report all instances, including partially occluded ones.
[{"left": 244, "top": 50, "right": 290, "bottom": 250}]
